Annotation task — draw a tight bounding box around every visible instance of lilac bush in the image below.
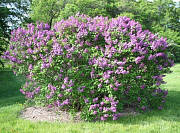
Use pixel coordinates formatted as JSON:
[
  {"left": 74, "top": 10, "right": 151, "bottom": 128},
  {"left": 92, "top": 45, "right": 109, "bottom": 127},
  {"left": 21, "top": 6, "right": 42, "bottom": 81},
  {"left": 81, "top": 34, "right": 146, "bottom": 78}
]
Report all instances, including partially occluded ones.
[{"left": 2, "top": 14, "right": 174, "bottom": 121}]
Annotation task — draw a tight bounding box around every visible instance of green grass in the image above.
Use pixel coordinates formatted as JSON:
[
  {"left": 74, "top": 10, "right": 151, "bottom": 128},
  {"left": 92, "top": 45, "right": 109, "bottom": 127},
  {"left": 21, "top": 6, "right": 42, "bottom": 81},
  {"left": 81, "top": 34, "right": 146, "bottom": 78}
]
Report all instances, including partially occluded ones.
[{"left": 0, "top": 65, "right": 180, "bottom": 133}]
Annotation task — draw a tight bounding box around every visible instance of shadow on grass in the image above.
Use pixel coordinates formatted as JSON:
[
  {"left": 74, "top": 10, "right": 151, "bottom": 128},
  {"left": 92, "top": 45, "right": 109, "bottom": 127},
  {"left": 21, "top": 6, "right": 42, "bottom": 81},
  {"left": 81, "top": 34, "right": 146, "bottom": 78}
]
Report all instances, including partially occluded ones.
[
  {"left": 106, "top": 90, "right": 180, "bottom": 125},
  {"left": 0, "top": 71, "right": 25, "bottom": 108}
]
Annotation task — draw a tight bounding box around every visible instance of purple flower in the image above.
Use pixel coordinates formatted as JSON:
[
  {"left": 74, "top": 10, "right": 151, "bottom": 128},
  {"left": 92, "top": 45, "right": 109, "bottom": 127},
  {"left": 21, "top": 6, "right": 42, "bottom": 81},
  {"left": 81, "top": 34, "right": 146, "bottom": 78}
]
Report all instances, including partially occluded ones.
[
  {"left": 78, "top": 87, "right": 84, "bottom": 92},
  {"left": 67, "top": 89, "right": 72, "bottom": 92},
  {"left": 114, "top": 81, "right": 121, "bottom": 87},
  {"left": 113, "top": 88, "right": 118, "bottom": 91},
  {"left": 141, "top": 106, "right": 146, "bottom": 111},
  {"left": 136, "top": 76, "right": 141, "bottom": 79},
  {"left": 90, "top": 90, "right": 95, "bottom": 94},
  {"left": 44, "top": 23, "right": 50, "bottom": 30},
  {"left": 52, "top": 86, "right": 56, "bottom": 91},
  {"left": 100, "top": 101, "right": 105, "bottom": 106},
  {"left": 60, "top": 69, "right": 63, "bottom": 73},
  {"left": 100, "top": 116, "right": 106, "bottom": 121},
  {"left": 82, "top": 86, "right": 86, "bottom": 89},
  {"left": 156, "top": 82, "right": 161, "bottom": 86},
  {"left": 84, "top": 99, "right": 89, "bottom": 103},
  {"left": 116, "top": 61, "right": 125, "bottom": 66},
  {"left": 68, "top": 80, "right": 74, "bottom": 87},
  {"left": 127, "top": 65, "right": 133, "bottom": 70},
  {"left": 93, "top": 111, "right": 97, "bottom": 115},
  {"left": 157, "top": 65, "right": 163, "bottom": 71},
  {"left": 162, "top": 100, "right": 166, "bottom": 103},
  {"left": 110, "top": 84, "right": 113, "bottom": 88},
  {"left": 155, "top": 52, "right": 166, "bottom": 57},
  {"left": 113, "top": 116, "right": 118, "bottom": 120},
  {"left": 148, "top": 54, "right": 155, "bottom": 60},
  {"left": 27, "top": 48, "right": 33, "bottom": 54},
  {"left": 137, "top": 97, "right": 141, "bottom": 102},
  {"left": 58, "top": 93, "right": 63, "bottom": 98},
  {"left": 20, "top": 88, "right": 25, "bottom": 95},
  {"left": 121, "top": 70, "right": 129, "bottom": 74},
  {"left": 110, "top": 107, "right": 117, "bottom": 112},
  {"left": 139, "top": 63, "right": 145, "bottom": 68},
  {"left": 163, "top": 90, "right": 168, "bottom": 96},
  {"left": 10, "top": 45, "right": 15, "bottom": 50},
  {"left": 58, "top": 74, "right": 62, "bottom": 78},
  {"left": 90, "top": 69, "right": 95, "bottom": 78},
  {"left": 135, "top": 56, "right": 144, "bottom": 64},
  {"left": 26, "top": 92, "right": 34, "bottom": 99},
  {"left": 84, "top": 49, "right": 89, "bottom": 53},
  {"left": 93, "top": 97, "right": 98, "bottom": 103},
  {"left": 89, "top": 105, "right": 96, "bottom": 111},
  {"left": 46, "top": 95, "right": 51, "bottom": 99},
  {"left": 103, "top": 72, "right": 110, "bottom": 80},
  {"left": 47, "top": 104, "right": 53, "bottom": 108},
  {"left": 64, "top": 77, "right": 69, "bottom": 84},
  {"left": 56, "top": 100, "right": 61, "bottom": 106},
  {"left": 99, "top": 107, "right": 103, "bottom": 111},
  {"left": 63, "top": 99, "right": 70, "bottom": 105},
  {"left": 141, "top": 85, "right": 146, "bottom": 89},
  {"left": 104, "top": 114, "right": 109, "bottom": 118},
  {"left": 35, "top": 87, "right": 40, "bottom": 94},
  {"left": 104, "top": 79, "right": 109, "bottom": 84},
  {"left": 158, "top": 106, "right": 163, "bottom": 110},
  {"left": 61, "top": 84, "right": 66, "bottom": 89},
  {"left": 80, "top": 73, "right": 84, "bottom": 76},
  {"left": 98, "top": 84, "right": 102, "bottom": 88},
  {"left": 104, "top": 96, "right": 110, "bottom": 102}
]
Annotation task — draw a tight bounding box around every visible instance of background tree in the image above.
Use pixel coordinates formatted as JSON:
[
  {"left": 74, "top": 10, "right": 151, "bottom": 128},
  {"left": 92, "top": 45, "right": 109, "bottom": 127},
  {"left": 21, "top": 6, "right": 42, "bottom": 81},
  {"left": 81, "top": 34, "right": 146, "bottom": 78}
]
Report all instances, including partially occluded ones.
[
  {"left": 0, "top": 0, "right": 31, "bottom": 67},
  {"left": 58, "top": 0, "right": 108, "bottom": 20},
  {"left": 116, "top": 0, "right": 180, "bottom": 45},
  {"left": 31, "top": 0, "right": 70, "bottom": 28}
]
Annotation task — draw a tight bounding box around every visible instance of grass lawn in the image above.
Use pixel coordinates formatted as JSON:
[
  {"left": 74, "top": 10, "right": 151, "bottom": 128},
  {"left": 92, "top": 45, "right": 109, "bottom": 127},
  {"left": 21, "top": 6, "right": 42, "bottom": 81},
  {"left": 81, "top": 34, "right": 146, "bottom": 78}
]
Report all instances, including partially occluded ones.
[{"left": 0, "top": 64, "right": 180, "bottom": 133}]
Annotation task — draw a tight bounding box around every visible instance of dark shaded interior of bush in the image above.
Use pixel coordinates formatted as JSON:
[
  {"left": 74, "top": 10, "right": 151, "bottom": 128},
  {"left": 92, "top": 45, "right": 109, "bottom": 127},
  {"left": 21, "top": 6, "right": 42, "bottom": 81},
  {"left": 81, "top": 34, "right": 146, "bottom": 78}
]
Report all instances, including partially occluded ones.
[{"left": 2, "top": 14, "right": 174, "bottom": 121}]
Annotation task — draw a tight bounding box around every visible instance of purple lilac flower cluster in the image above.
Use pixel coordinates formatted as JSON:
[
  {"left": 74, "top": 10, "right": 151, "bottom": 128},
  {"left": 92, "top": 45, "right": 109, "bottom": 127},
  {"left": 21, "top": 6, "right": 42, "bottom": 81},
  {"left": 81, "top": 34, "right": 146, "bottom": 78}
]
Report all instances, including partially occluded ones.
[
  {"left": 89, "top": 96, "right": 121, "bottom": 121},
  {"left": 20, "top": 81, "right": 40, "bottom": 99},
  {"left": 2, "top": 14, "right": 174, "bottom": 121}
]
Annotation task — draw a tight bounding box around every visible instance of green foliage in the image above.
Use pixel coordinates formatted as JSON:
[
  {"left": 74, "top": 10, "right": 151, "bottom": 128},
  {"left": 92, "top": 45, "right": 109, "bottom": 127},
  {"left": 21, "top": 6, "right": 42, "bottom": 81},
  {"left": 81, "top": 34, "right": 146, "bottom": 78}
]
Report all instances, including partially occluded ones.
[
  {"left": 31, "top": 0, "right": 118, "bottom": 24},
  {"left": 118, "top": 12, "right": 135, "bottom": 20},
  {"left": 116, "top": 0, "right": 180, "bottom": 45},
  {"left": 0, "top": 37, "right": 8, "bottom": 67},
  {"left": 56, "top": 0, "right": 113, "bottom": 21},
  {"left": 31, "top": 0, "right": 70, "bottom": 27},
  {"left": 4, "top": 15, "right": 174, "bottom": 121},
  {"left": 169, "top": 44, "right": 180, "bottom": 63},
  {"left": 57, "top": 3, "right": 79, "bottom": 20},
  {"left": 155, "top": 26, "right": 180, "bottom": 45}
]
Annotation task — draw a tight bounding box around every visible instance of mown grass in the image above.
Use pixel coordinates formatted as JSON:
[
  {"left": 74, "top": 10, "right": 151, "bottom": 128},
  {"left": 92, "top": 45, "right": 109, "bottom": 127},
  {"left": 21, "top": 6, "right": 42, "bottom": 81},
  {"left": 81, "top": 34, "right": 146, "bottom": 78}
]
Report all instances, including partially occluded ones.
[{"left": 0, "top": 64, "right": 180, "bottom": 133}]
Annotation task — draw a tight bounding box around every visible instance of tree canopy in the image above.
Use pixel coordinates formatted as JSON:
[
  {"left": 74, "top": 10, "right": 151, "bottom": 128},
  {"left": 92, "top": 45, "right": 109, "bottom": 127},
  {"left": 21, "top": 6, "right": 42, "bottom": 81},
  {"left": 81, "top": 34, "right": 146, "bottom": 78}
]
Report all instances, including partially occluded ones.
[
  {"left": 0, "top": 0, "right": 31, "bottom": 67},
  {"left": 29, "top": 0, "right": 180, "bottom": 45}
]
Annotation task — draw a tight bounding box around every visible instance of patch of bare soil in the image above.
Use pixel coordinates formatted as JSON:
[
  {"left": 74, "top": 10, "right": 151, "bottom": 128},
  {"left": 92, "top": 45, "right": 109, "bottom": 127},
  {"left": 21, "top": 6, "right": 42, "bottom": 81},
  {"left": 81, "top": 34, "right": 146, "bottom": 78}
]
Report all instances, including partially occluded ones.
[
  {"left": 20, "top": 106, "right": 81, "bottom": 123},
  {"left": 120, "top": 108, "right": 138, "bottom": 116},
  {"left": 20, "top": 106, "right": 138, "bottom": 123}
]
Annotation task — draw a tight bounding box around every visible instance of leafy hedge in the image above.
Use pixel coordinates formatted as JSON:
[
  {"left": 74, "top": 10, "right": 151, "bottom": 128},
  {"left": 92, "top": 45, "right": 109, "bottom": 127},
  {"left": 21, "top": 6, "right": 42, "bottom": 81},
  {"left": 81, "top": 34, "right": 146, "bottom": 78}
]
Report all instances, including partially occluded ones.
[
  {"left": 169, "top": 44, "right": 180, "bottom": 63},
  {"left": 2, "top": 14, "right": 174, "bottom": 121}
]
